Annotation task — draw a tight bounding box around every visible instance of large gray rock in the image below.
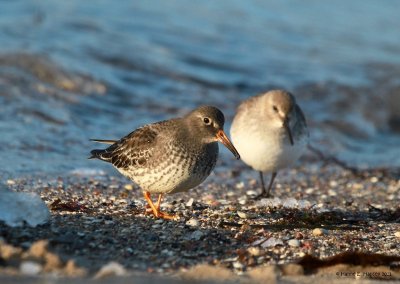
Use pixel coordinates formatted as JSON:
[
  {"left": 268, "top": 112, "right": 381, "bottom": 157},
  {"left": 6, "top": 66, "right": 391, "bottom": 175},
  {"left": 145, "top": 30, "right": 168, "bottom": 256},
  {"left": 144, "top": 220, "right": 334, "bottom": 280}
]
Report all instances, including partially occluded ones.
[{"left": 0, "top": 185, "right": 50, "bottom": 227}]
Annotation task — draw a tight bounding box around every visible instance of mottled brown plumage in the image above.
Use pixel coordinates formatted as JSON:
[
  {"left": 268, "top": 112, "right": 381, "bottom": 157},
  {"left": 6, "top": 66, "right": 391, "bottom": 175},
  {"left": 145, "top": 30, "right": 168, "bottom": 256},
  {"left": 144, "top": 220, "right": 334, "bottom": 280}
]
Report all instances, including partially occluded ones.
[{"left": 90, "top": 106, "right": 240, "bottom": 219}]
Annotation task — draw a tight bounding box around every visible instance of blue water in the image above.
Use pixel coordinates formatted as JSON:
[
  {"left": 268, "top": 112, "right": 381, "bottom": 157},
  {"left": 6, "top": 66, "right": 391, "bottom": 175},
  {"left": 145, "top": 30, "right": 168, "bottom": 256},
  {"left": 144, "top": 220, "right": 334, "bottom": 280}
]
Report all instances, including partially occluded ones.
[{"left": 0, "top": 0, "right": 399, "bottom": 177}]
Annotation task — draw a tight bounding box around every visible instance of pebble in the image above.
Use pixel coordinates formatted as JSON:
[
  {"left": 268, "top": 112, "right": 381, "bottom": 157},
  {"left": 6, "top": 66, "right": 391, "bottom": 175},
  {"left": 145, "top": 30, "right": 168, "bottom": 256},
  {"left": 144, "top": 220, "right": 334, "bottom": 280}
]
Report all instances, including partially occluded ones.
[
  {"left": 186, "top": 198, "right": 194, "bottom": 207},
  {"left": 94, "top": 262, "right": 127, "bottom": 279},
  {"left": 237, "top": 211, "right": 256, "bottom": 219},
  {"left": 395, "top": 231, "right": 400, "bottom": 238},
  {"left": 370, "top": 176, "right": 378, "bottom": 183},
  {"left": 246, "top": 190, "right": 258, "bottom": 196},
  {"left": 383, "top": 243, "right": 393, "bottom": 249},
  {"left": 28, "top": 240, "right": 48, "bottom": 258},
  {"left": 0, "top": 243, "right": 22, "bottom": 259},
  {"left": 261, "top": 237, "right": 283, "bottom": 248},
  {"left": 312, "top": 228, "right": 328, "bottom": 236},
  {"left": 44, "top": 252, "right": 63, "bottom": 271},
  {"left": 124, "top": 184, "right": 133, "bottom": 190},
  {"left": 305, "top": 188, "right": 314, "bottom": 194},
  {"left": 247, "top": 247, "right": 261, "bottom": 256},
  {"left": 328, "top": 189, "right": 337, "bottom": 196},
  {"left": 20, "top": 261, "right": 42, "bottom": 275},
  {"left": 186, "top": 218, "right": 199, "bottom": 227},
  {"left": 218, "top": 199, "right": 230, "bottom": 205},
  {"left": 233, "top": 261, "right": 244, "bottom": 269},
  {"left": 329, "top": 180, "right": 338, "bottom": 187},
  {"left": 189, "top": 230, "right": 204, "bottom": 241},
  {"left": 235, "top": 182, "right": 245, "bottom": 189},
  {"left": 288, "top": 239, "right": 300, "bottom": 247},
  {"left": 252, "top": 238, "right": 267, "bottom": 246},
  {"left": 64, "top": 260, "right": 87, "bottom": 277},
  {"left": 249, "top": 179, "right": 257, "bottom": 186},
  {"left": 161, "top": 249, "right": 174, "bottom": 257}
]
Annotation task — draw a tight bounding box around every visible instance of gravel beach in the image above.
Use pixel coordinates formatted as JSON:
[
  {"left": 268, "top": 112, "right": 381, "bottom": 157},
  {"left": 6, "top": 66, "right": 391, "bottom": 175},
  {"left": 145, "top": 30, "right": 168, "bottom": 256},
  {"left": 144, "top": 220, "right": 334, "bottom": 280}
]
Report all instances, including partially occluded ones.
[{"left": 1, "top": 153, "right": 399, "bottom": 283}]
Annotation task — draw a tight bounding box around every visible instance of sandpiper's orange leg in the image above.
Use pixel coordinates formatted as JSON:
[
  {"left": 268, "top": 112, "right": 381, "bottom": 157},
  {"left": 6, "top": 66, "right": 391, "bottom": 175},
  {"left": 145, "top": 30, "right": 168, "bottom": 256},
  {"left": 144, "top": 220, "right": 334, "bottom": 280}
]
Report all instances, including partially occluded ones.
[
  {"left": 143, "top": 192, "right": 157, "bottom": 214},
  {"left": 145, "top": 194, "right": 162, "bottom": 213},
  {"left": 143, "top": 191, "right": 175, "bottom": 220},
  {"left": 155, "top": 194, "right": 163, "bottom": 211}
]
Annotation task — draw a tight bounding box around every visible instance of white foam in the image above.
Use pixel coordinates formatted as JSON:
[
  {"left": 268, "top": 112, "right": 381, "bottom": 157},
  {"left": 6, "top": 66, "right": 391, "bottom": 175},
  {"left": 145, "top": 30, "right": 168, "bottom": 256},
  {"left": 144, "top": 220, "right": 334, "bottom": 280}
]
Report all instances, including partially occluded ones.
[{"left": 257, "top": 197, "right": 312, "bottom": 209}]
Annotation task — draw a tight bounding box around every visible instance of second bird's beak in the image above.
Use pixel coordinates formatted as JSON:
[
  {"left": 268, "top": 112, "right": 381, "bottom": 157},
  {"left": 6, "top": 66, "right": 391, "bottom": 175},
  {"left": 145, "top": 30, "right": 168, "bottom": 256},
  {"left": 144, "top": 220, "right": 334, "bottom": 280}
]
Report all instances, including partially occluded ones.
[
  {"left": 216, "top": 130, "right": 240, "bottom": 160},
  {"left": 283, "top": 118, "right": 294, "bottom": 146}
]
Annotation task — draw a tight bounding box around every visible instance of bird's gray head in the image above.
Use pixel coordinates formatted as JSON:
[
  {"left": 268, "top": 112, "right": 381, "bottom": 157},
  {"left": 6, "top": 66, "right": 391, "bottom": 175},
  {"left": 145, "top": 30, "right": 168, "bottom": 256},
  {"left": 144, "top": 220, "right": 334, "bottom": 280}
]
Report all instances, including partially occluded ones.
[
  {"left": 185, "top": 106, "right": 240, "bottom": 159},
  {"left": 264, "top": 90, "right": 296, "bottom": 145}
]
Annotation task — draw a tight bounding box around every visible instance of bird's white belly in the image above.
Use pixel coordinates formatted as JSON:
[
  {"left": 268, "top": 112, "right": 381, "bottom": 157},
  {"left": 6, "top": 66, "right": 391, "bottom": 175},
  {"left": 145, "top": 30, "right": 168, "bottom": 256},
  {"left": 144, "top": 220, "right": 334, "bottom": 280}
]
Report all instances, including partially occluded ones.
[
  {"left": 143, "top": 168, "right": 207, "bottom": 194},
  {"left": 233, "top": 130, "right": 307, "bottom": 173},
  {"left": 118, "top": 157, "right": 210, "bottom": 194},
  {"left": 166, "top": 170, "right": 207, "bottom": 194}
]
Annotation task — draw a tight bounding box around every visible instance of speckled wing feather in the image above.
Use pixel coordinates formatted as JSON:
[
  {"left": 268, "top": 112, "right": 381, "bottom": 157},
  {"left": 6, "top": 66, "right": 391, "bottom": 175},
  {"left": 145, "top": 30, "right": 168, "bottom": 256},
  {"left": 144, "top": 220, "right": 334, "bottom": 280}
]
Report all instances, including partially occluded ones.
[
  {"left": 295, "top": 105, "right": 307, "bottom": 125},
  {"left": 90, "top": 123, "right": 165, "bottom": 170}
]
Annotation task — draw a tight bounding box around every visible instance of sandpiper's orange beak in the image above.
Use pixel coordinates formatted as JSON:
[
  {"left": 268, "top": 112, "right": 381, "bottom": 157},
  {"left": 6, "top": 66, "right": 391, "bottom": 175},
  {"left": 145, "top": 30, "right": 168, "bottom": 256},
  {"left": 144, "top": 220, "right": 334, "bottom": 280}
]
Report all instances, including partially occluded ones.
[{"left": 216, "top": 130, "right": 240, "bottom": 159}]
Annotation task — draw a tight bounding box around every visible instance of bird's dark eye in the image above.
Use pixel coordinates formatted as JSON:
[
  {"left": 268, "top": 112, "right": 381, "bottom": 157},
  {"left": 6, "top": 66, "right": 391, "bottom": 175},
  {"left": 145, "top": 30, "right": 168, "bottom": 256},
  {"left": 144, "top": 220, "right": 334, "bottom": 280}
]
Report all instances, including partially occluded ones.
[
  {"left": 272, "top": 106, "right": 278, "bottom": 112},
  {"left": 203, "top": 117, "right": 211, "bottom": 125}
]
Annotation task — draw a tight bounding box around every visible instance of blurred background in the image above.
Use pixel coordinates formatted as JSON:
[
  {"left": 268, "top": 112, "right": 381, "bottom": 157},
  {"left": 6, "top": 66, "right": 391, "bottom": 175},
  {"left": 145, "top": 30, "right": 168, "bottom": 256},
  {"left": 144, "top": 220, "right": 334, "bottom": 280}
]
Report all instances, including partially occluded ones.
[{"left": 0, "top": 0, "right": 399, "bottom": 178}]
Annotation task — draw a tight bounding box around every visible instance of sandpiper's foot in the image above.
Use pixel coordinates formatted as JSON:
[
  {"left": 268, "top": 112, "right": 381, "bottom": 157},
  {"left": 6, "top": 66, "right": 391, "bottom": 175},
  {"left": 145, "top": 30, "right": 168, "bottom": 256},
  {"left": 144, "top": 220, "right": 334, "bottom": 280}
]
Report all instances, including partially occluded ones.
[
  {"left": 143, "top": 192, "right": 176, "bottom": 220},
  {"left": 144, "top": 207, "right": 176, "bottom": 219},
  {"left": 155, "top": 211, "right": 176, "bottom": 220},
  {"left": 252, "top": 171, "right": 276, "bottom": 199}
]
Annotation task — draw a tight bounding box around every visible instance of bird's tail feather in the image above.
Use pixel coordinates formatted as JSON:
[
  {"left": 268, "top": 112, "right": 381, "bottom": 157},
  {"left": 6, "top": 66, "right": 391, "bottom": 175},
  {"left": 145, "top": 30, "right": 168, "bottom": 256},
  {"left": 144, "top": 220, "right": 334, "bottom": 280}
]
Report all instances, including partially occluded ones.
[
  {"left": 90, "top": 139, "right": 117, "bottom": 144},
  {"left": 89, "top": 139, "right": 116, "bottom": 161}
]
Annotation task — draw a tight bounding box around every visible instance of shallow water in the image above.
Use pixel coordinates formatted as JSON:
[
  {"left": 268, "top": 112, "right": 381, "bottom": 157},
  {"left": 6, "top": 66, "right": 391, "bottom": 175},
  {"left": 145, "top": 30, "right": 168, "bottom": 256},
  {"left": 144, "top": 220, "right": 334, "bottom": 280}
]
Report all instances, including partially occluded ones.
[{"left": 0, "top": 1, "right": 399, "bottom": 177}]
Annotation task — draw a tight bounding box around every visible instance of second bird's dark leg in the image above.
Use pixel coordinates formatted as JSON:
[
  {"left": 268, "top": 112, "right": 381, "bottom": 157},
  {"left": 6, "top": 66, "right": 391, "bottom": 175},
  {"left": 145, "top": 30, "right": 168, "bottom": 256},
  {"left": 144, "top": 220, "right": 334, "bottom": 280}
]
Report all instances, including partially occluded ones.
[
  {"left": 265, "top": 172, "right": 277, "bottom": 198},
  {"left": 259, "top": 171, "right": 266, "bottom": 194},
  {"left": 255, "top": 171, "right": 277, "bottom": 198}
]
